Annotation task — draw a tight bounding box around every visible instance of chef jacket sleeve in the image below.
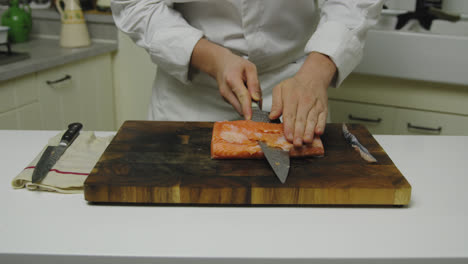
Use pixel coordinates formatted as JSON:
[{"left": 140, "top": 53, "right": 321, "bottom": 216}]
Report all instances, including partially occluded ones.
[
  {"left": 305, "top": 0, "right": 384, "bottom": 87},
  {"left": 111, "top": 0, "right": 204, "bottom": 84}
]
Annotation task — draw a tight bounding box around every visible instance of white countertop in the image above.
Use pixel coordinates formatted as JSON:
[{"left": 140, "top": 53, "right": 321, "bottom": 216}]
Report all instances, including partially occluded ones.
[{"left": 1, "top": 130, "right": 467, "bottom": 264}]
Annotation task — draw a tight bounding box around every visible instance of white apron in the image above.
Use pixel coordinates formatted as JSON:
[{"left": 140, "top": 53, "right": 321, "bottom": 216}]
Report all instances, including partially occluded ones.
[
  {"left": 148, "top": 56, "right": 308, "bottom": 121},
  {"left": 111, "top": 0, "right": 384, "bottom": 121}
]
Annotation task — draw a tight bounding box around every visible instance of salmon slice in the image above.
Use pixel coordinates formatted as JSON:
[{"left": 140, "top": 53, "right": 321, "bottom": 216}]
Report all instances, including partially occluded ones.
[{"left": 211, "top": 120, "right": 324, "bottom": 159}]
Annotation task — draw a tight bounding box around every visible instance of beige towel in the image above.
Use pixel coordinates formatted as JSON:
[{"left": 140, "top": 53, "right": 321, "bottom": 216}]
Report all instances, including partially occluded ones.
[{"left": 12, "top": 131, "right": 113, "bottom": 194}]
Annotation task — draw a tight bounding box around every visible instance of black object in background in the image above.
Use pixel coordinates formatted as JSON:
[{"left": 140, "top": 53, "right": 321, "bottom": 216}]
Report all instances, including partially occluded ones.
[
  {"left": 396, "top": 0, "right": 443, "bottom": 30},
  {"left": 79, "top": 0, "right": 93, "bottom": 11}
]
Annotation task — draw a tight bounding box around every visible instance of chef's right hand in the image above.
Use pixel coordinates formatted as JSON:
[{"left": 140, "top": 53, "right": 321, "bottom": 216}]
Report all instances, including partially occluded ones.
[{"left": 190, "top": 38, "right": 261, "bottom": 120}]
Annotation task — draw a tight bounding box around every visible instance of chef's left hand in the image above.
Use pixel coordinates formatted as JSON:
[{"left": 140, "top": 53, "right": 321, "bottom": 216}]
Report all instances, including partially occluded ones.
[{"left": 269, "top": 52, "right": 336, "bottom": 147}]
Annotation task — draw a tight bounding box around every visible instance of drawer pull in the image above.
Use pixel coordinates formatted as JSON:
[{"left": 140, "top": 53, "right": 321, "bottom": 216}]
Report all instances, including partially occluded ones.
[
  {"left": 407, "top": 123, "right": 442, "bottom": 133},
  {"left": 46, "top": 75, "right": 71, "bottom": 85},
  {"left": 348, "top": 114, "right": 382, "bottom": 123}
]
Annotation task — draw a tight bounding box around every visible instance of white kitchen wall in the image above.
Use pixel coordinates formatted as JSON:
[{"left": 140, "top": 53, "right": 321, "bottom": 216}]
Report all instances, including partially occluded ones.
[
  {"left": 112, "top": 31, "right": 156, "bottom": 128},
  {"left": 442, "top": 1, "right": 468, "bottom": 14},
  {"left": 384, "top": 0, "right": 416, "bottom": 11},
  {"left": 385, "top": 0, "right": 468, "bottom": 14}
]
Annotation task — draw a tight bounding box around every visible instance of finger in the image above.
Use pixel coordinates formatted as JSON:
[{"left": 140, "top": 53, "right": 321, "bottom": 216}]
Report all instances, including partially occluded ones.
[
  {"left": 315, "top": 108, "right": 328, "bottom": 135},
  {"left": 303, "top": 106, "right": 319, "bottom": 144},
  {"left": 244, "top": 64, "right": 261, "bottom": 102},
  {"left": 293, "top": 99, "right": 314, "bottom": 147},
  {"left": 282, "top": 88, "right": 298, "bottom": 143},
  {"left": 219, "top": 85, "right": 243, "bottom": 115},
  {"left": 269, "top": 84, "right": 283, "bottom": 120},
  {"left": 227, "top": 77, "right": 252, "bottom": 120}
]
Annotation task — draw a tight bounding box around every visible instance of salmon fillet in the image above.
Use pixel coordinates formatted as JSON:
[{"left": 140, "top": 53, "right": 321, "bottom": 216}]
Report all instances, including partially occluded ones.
[{"left": 211, "top": 120, "right": 324, "bottom": 159}]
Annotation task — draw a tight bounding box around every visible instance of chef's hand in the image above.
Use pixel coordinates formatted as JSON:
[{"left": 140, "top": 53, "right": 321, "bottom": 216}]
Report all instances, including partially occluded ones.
[
  {"left": 270, "top": 52, "right": 336, "bottom": 147},
  {"left": 191, "top": 38, "right": 261, "bottom": 120}
]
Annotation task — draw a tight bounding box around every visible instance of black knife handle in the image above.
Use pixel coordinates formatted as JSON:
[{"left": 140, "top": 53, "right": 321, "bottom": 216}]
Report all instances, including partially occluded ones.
[{"left": 60, "top": 122, "right": 83, "bottom": 146}]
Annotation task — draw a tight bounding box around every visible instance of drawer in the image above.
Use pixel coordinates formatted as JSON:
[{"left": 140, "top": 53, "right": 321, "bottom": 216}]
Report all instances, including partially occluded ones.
[
  {"left": 17, "top": 103, "right": 42, "bottom": 130},
  {"left": 0, "top": 74, "right": 37, "bottom": 113},
  {"left": 328, "top": 100, "right": 397, "bottom": 134},
  {"left": 0, "top": 79, "right": 15, "bottom": 113},
  {"left": 0, "top": 110, "right": 17, "bottom": 129},
  {"left": 36, "top": 56, "right": 116, "bottom": 131},
  {"left": 1, "top": 55, "right": 115, "bottom": 131},
  {"left": 37, "top": 62, "right": 80, "bottom": 130},
  {"left": 394, "top": 108, "right": 468, "bottom": 135}
]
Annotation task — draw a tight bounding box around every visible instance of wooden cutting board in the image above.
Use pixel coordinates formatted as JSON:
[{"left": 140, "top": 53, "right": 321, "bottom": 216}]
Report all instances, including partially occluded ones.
[{"left": 84, "top": 121, "right": 411, "bottom": 205}]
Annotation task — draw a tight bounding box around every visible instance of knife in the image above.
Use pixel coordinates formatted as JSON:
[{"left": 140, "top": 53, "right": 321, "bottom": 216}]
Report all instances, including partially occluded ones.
[
  {"left": 32, "top": 122, "right": 83, "bottom": 183},
  {"left": 251, "top": 102, "right": 290, "bottom": 183},
  {"left": 342, "top": 123, "right": 377, "bottom": 163}
]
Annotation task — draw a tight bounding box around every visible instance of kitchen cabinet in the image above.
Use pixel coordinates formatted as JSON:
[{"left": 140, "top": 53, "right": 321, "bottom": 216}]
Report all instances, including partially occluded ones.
[
  {"left": 0, "top": 111, "right": 18, "bottom": 129},
  {"left": 328, "top": 100, "right": 397, "bottom": 135},
  {"left": 329, "top": 99, "right": 468, "bottom": 135},
  {"left": 0, "top": 74, "right": 41, "bottom": 130},
  {"left": 0, "top": 54, "right": 115, "bottom": 131},
  {"left": 328, "top": 73, "right": 468, "bottom": 135},
  {"left": 394, "top": 108, "right": 468, "bottom": 135}
]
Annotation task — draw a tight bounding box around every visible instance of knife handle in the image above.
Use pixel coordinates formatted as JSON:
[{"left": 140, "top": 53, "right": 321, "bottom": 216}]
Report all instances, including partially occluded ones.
[
  {"left": 251, "top": 101, "right": 262, "bottom": 111},
  {"left": 59, "top": 122, "right": 83, "bottom": 146}
]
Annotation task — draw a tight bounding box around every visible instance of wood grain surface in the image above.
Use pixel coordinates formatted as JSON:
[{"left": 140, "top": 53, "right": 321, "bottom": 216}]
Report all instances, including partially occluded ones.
[{"left": 84, "top": 121, "right": 411, "bottom": 205}]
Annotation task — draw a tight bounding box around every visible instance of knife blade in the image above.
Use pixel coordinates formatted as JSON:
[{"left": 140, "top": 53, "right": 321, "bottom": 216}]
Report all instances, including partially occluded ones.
[
  {"left": 342, "top": 123, "right": 377, "bottom": 163},
  {"left": 251, "top": 102, "right": 290, "bottom": 183},
  {"left": 32, "top": 122, "right": 83, "bottom": 183}
]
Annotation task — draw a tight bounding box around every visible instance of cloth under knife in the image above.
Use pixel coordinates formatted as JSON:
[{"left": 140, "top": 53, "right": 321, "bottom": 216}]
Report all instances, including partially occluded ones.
[{"left": 12, "top": 131, "right": 113, "bottom": 193}]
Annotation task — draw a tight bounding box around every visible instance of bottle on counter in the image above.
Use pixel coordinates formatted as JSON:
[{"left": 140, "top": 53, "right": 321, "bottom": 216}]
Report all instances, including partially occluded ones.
[
  {"left": 56, "top": 0, "right": 91, "bottom": 48},
  {"left": 1, "top": 0, "right": 32, "bottom": 43}
]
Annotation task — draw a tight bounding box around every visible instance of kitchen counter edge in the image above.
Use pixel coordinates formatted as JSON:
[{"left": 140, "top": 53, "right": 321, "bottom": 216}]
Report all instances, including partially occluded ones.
[{"left": 0, "top": 37, "right": 117, "bottom": 82}]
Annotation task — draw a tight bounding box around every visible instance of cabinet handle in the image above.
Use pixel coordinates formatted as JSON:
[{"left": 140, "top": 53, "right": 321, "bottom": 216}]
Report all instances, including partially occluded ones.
[
  {"left": 348, "top": 114, "right": 382, "bottom": 123},
  {"left": 407, "top": 123, "right": 442, "bottom": 133},
  {"left": 46, "top": 75, "right": 71, "bottom": 85}
]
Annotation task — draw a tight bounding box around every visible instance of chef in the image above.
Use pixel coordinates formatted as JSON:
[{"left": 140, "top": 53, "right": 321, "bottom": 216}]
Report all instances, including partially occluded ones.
[{"left": 111, "top": 0, "right": 383, "bottom": 147}]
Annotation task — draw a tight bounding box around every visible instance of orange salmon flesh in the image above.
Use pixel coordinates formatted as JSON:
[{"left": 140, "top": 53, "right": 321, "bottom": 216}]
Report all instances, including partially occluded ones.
[{"left": 211, "top": 120, "right": 324, "bottom": 159}]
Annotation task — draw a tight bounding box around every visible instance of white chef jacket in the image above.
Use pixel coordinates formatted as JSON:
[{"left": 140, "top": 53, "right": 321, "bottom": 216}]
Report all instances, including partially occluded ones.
[{"left": 111, "top": 0, "right": 383, "bottom": 121}]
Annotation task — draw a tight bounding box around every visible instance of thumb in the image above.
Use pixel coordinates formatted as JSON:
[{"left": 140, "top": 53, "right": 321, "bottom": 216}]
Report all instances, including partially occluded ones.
[{"left": 269, "top": 84, "right": 283, "bottom": 120}]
